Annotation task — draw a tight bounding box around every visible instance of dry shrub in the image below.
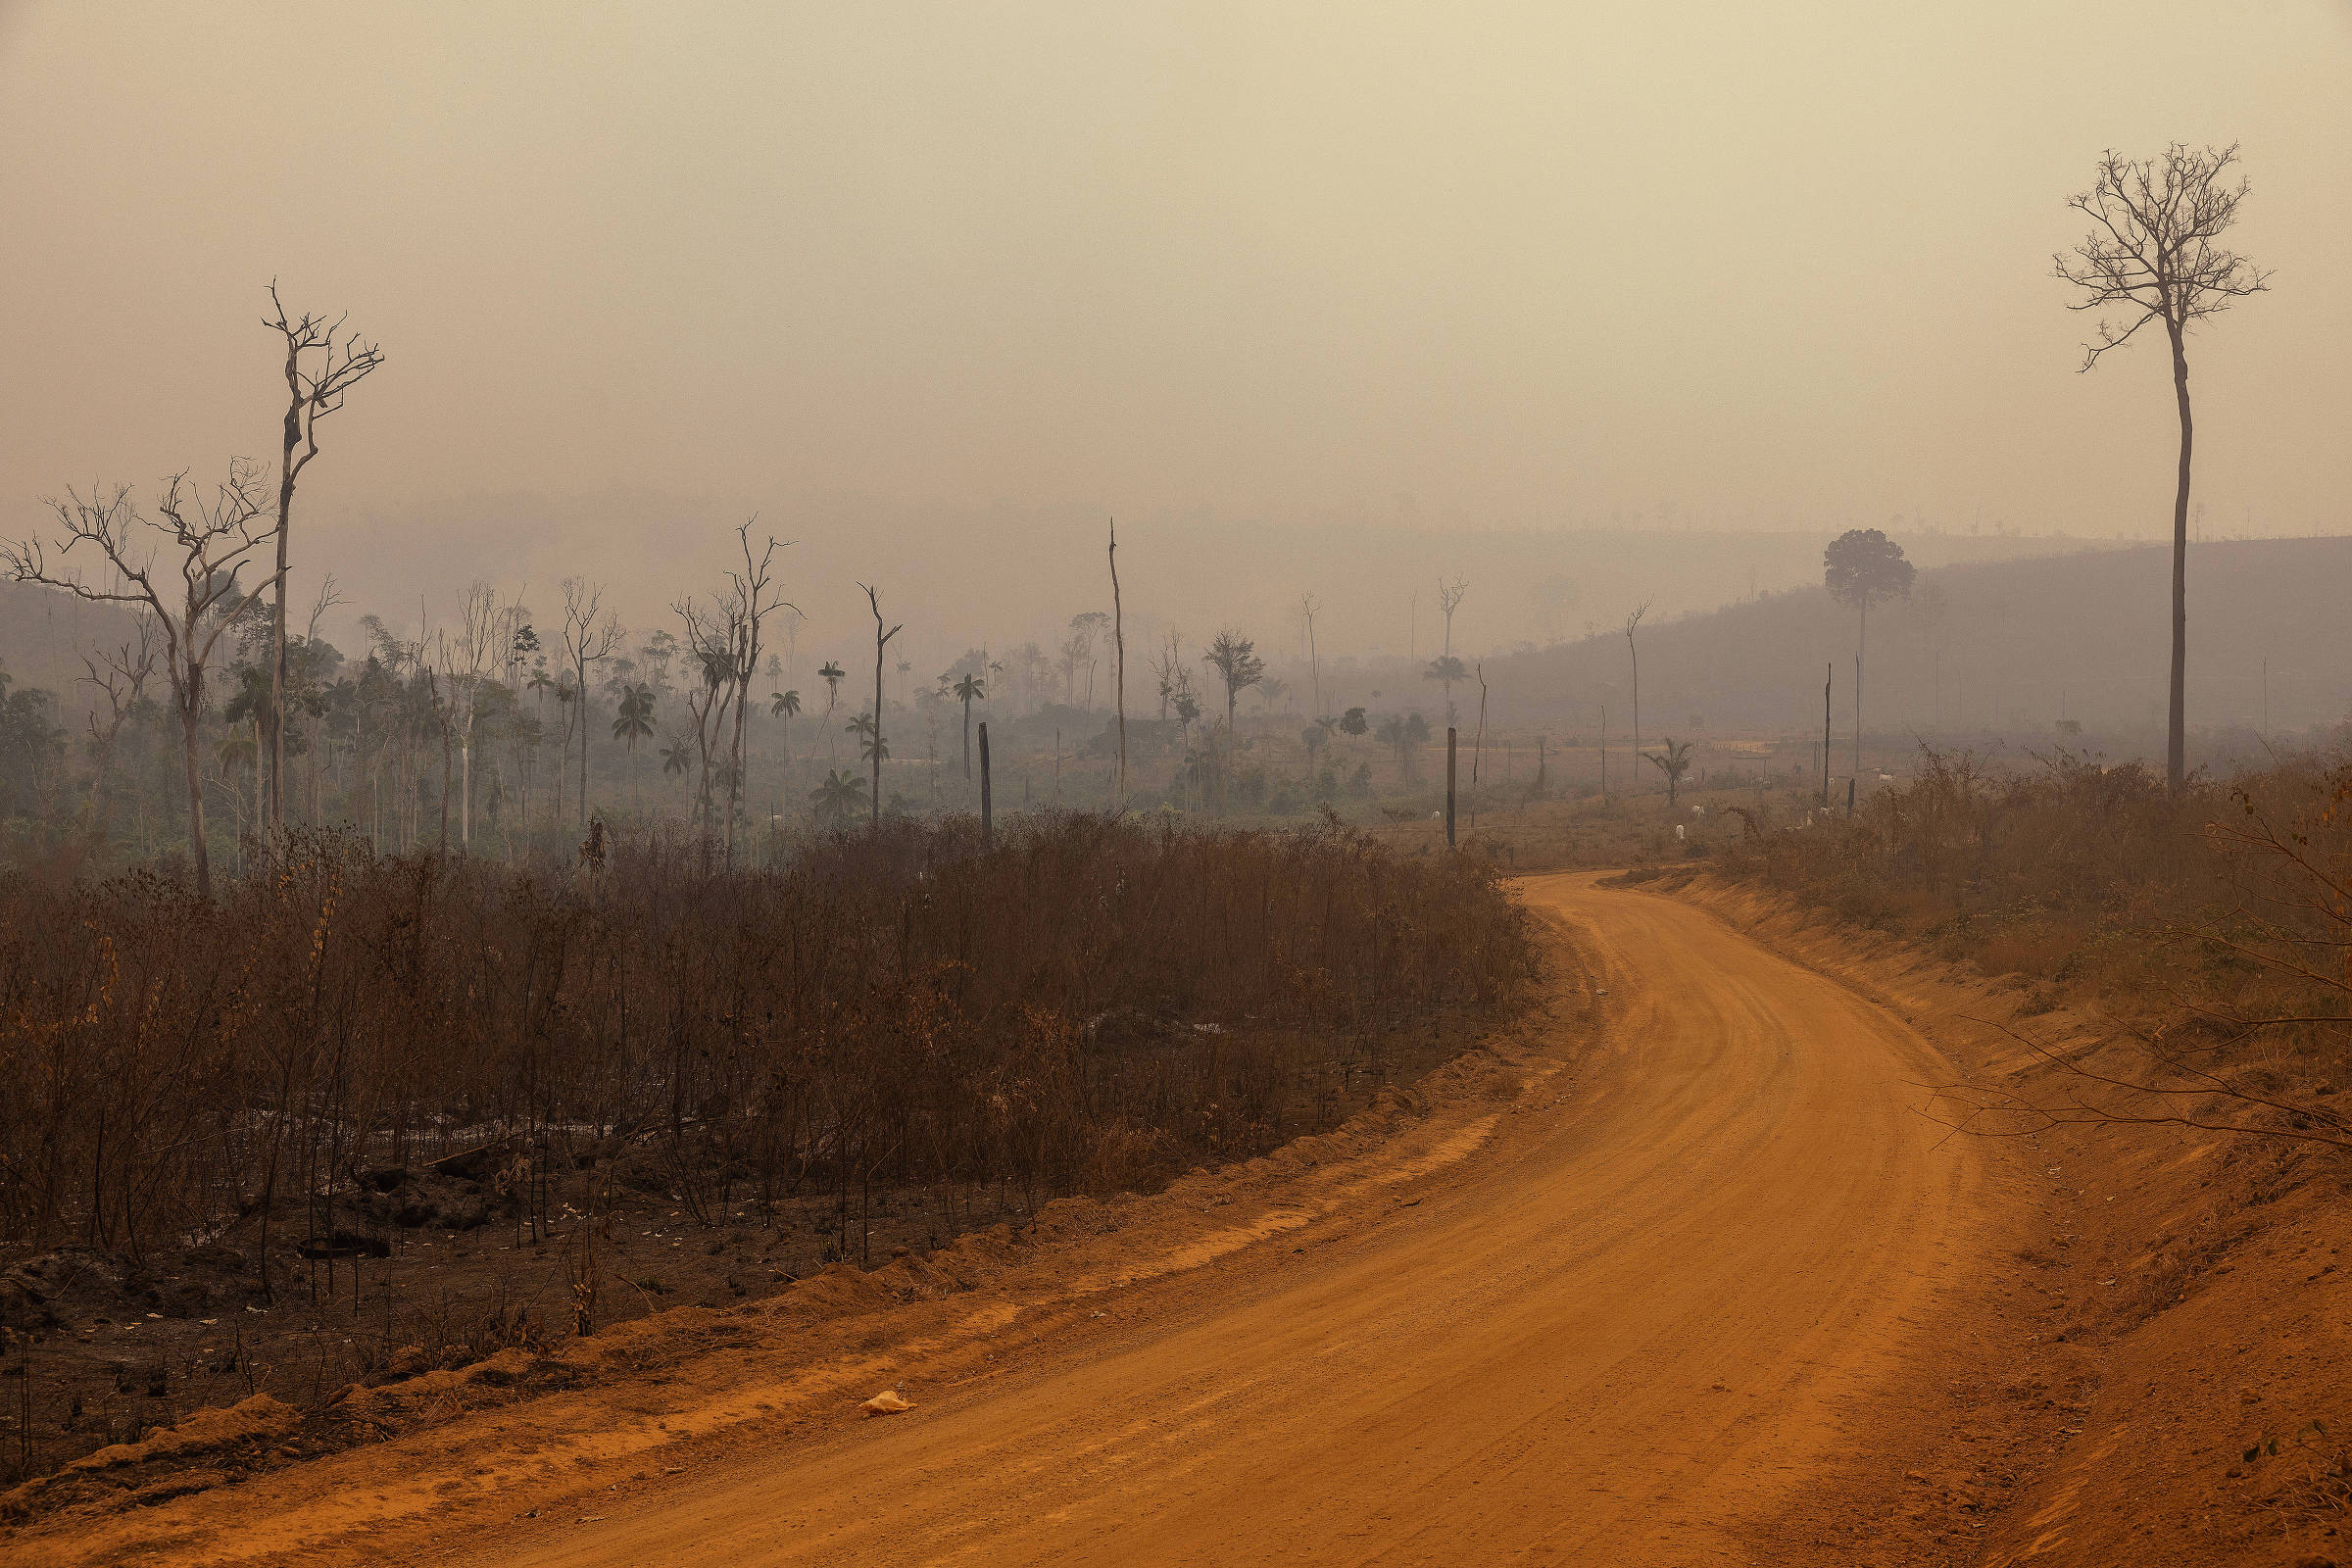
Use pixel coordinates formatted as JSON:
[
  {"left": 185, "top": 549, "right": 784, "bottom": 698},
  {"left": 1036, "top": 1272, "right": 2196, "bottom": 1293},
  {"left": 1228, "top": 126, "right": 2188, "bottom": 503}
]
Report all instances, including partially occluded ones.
[
  {"left": 1719, "top": 744, "right": 2352, "bottom": 1142},
  {"left": 0, "top": 811, "right": 1533, "bottom": 1270}
]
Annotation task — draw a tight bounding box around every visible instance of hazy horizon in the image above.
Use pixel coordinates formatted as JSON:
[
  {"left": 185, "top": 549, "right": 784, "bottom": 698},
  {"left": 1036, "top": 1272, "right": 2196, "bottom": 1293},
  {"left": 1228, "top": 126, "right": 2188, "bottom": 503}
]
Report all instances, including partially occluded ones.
[{"left": 5, "top": 3, "right": 2349, "bottom": 660}]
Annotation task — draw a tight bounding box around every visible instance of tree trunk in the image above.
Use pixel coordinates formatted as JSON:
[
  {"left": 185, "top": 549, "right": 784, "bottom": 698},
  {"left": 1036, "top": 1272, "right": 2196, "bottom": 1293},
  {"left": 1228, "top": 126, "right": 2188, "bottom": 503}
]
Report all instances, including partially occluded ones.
[
  {"left": 270, "top": 395, "right": 298, "bottom": 840},
  {"left": 1445, "top": 727, "right": 1456, "bottom": 848},
  {"left": 1109, "top": 518, "right": 1126, "bottom": 808},
  {"left": 1628, "top": 644, "right": 1641, "bottom": 789},
  {"left": 979, "top": 720, "right": 993, "bottom": 846},
  {"left": 871, "top": 635, "right": 886, "bottom": 825},
  {"left": 1822, "top": 662, "right": 1833, "bottom": 808},
  {"left": 577, "top": 661, "right": 590, "bottom": 830},
  {"left": 1853, "top": 600, "right": 1866, "bottom": 776},
  {"left": 726, "top": 666, "right": 751, "bottom": 869},
  {"left": 2167, "top": 323, "right": 2193, "bottom": 796},
  {"left": 178, "top": 690, "right": 211, "bottom": 898}
]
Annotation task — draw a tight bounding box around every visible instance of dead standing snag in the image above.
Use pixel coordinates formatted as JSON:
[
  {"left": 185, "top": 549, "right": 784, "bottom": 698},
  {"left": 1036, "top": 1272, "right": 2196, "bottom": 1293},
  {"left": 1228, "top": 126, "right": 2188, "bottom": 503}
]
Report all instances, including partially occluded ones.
[
  {"left": 4, "top": 466, "right": 279, "bottom": 898},
  {"left": 860, "top": 584, "right": 903, "bottom": 826},
  {"left": 262, "top": 286, "right": 383, "bottom": 836}
]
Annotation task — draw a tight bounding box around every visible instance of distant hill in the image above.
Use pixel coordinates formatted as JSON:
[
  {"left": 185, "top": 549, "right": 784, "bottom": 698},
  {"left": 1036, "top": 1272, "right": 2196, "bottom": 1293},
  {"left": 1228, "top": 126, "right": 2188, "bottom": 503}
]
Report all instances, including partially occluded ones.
[
  {"left": 1457, "top": 537, "right": 2352, "bottom": 746},
  {"left": 0, "top": 502, "right": 2107, "bottom": 714},
  {"left": 282, "top": 487, "right": 2119, "bottom": 671}
]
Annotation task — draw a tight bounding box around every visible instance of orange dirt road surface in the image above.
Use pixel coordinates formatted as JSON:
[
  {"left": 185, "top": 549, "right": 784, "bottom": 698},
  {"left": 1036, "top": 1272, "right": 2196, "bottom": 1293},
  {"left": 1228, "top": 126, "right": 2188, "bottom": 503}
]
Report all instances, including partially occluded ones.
[{"left": 36, "top": 872, "right": 2024, "bottom": 1566}]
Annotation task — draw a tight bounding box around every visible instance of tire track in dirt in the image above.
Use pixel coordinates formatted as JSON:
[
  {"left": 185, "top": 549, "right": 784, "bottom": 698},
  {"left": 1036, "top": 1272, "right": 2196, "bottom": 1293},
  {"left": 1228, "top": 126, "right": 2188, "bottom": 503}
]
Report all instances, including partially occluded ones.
[{"left": 14, "top": 872, "right": 2023, "bottom": 1566}]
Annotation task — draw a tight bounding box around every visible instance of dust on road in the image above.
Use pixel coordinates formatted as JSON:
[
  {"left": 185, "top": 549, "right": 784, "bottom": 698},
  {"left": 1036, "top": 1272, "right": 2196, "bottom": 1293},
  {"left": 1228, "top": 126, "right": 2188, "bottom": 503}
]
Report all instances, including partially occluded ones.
[{"left": 21, "top": 873, "right": 2010, "bottom": 1566}]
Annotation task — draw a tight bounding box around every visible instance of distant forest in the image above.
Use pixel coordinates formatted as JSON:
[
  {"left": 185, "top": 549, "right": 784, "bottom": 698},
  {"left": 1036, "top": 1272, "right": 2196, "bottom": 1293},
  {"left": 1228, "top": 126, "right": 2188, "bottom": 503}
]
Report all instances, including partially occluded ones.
[{"left": 3, "top": 528, "right": 2343, "bottom": 882}]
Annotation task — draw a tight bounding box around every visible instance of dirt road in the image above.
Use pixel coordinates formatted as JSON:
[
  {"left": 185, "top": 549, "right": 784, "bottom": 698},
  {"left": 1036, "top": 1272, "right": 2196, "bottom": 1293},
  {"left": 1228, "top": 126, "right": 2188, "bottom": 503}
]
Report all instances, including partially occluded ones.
[
  {"left": 436, "top": 872, "right": 1995, "bottom": 1565},
  {"left": 19, "top": 872, "right": 2019, "bottom": 1566}
]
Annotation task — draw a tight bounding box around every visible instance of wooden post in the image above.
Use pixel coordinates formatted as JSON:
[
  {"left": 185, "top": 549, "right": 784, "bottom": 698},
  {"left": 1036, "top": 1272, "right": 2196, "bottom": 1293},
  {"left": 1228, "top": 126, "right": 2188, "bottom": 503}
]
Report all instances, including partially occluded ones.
[
  {"left": 1446, "top": 726, "right": 1457, "bottom": 848},
  {"left": 978, "top": 721, "right": 993, "bottom": 847},
  {"left": 1822, "top": 662, "right": 1834, "bottom": 808}
]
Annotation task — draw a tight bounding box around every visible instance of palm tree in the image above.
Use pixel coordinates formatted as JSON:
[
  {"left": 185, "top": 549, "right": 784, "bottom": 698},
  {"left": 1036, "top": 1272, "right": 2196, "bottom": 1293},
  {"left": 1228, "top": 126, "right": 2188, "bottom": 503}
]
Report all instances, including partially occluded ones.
[
  {"left": 769, "top": 687, "right": 800, "bottom": 757},
  {"left": 950, "top": 672, "right": 985, "bottom": 781},
  {"left": 817, "top": 661, "right": 846, "bottom": 761},
  {"left": 1423, "top": 655, "right": 1468, "bottom": 723},
  {"left": 808, "top": 767, "right": 864, "bottom": 827},
  {"left": 611, "top": 682, "right": 656, "bottom": 756},
  {"left": 1645, "top": 737, "right": 1694, "bottom": 808},
  {"left": 1201, "top": 630, "right": 1265, "bottom": 735},
  {"left": 847, "top": 710, "right": 889, "bottom": 766},
  {"left": 660, "top": 733, "right": 692, "bottom": 812}
]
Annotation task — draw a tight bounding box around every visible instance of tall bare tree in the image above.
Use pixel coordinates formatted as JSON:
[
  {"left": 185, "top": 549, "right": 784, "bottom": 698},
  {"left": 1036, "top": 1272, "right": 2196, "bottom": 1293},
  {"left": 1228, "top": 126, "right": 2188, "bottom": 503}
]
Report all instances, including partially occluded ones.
[
  {"left": 1109, "top": 518, "right": 1127, "bottom": 808},
  {"left": 2055, "top": 143, "right": 2269, "bottom": 795},
  {"left": 1148, "top": 630, "right": 1183, "bottom": 722},
  {"left": 676, "top": 599, "right": 739, "bottom": 836},
  {"left": 1298, "top": 593, "right": 1323, "bottom": 716},
  {"left": 720, "top": 522, "right": 792, "bottom": 864},
  {"left": 262, "top": 285, "right": 383, "bottom": 835},
  {"left": 860, "top": 585, "right": 903, "bottom": 825},
  {"left": 560, "top": 578, "right": 622, "bottom": 831},
  {"left": 1436, "top": 576, "right": 1468, "bottom": 660},
  {"left": 433, "top": 582, "right": 509, "bottom": 850},
  {"left": 76, "top": 615, "right": 159, "bottom": 836},
  {"left": 4, "top": 465, "right": 278, "bottom": 897},
  {"left": 1623, "top": 601, "right": 1650, "bottom": 789}
]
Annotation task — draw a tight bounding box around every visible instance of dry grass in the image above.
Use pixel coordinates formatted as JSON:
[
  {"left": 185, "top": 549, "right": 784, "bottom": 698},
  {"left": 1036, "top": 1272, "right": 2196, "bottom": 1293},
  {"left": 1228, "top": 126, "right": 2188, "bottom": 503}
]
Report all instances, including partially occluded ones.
[
  {"left": 0, "top": 811, "right": 1534, "bottom": 1481},
  {"left": 1713, "top": 745, "right": 2352, "bottom": 1113},
  {"left": 0, "top": 812, "right": 1532, "bottom": 1268}
]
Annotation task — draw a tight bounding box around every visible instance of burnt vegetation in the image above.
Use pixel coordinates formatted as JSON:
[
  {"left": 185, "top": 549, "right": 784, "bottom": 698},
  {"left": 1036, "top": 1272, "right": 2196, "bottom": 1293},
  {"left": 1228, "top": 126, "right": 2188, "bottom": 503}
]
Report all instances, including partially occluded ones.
[{"left": 0, "top": 812, "right": 1530, "bottom": 1482}]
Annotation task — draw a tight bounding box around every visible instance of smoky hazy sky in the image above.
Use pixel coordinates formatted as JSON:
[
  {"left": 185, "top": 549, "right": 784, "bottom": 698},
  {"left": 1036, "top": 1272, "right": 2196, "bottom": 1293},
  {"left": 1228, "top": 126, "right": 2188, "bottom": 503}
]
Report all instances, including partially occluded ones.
[{"left": 3, "top": 2, "right": 2347, "bottom": 655}]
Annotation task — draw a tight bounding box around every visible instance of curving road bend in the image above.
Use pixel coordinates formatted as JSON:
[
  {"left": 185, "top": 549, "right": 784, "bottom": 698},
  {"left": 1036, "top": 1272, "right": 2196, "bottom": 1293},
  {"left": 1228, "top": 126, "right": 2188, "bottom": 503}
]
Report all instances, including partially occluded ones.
[{"left": 450, "top": 871, "right": 1995, "bottom": 1567}]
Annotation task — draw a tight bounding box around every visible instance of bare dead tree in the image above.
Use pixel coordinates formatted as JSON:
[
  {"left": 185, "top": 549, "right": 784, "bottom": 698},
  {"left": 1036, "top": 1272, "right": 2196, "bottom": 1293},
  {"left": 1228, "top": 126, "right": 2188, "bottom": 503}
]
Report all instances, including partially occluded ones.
[
  {"left": 1298, "top": 593, "right": 1323, "bottom": 717},
  {"left": 1624, "top": 601, "right": 1650, "bottom": 790},
  {"left": 675, "top": 597, "right": 739, "bottom": 839},
  {"left": 1109, "top": 518, "right": 1126, "bottom": 808},
  {"left": 721, "top": 522, "right": 794, "bottom": 866},
  {"left": 298, "top": 574, "right": 349, "bottom": 826},
  {"left": 561, "top": 578, "right": 623, "bottom": 831},
  {"left": 432, "top": 582, "right": 505, "bottom": 851},
  {"left": 1147, "top": 630, "right": 1183, "bottom": 723},
  {"left": 77, "top": 614, "right": 159, "bottom": 836},
  {"left": 860, "top": 584, "right": 904, "bottom": 825},
  {"left": 2054, "top": 144, "right": 2269, "bottom": 796},
  {"left": 263, "top": 285, "right": 383, "bottom": 836},
  {"left": 1436, "top": 576, "right": 1468, "bottom": 660},
  {"left": 4, "top": 465, "right": 277, "bottom": 896}
]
